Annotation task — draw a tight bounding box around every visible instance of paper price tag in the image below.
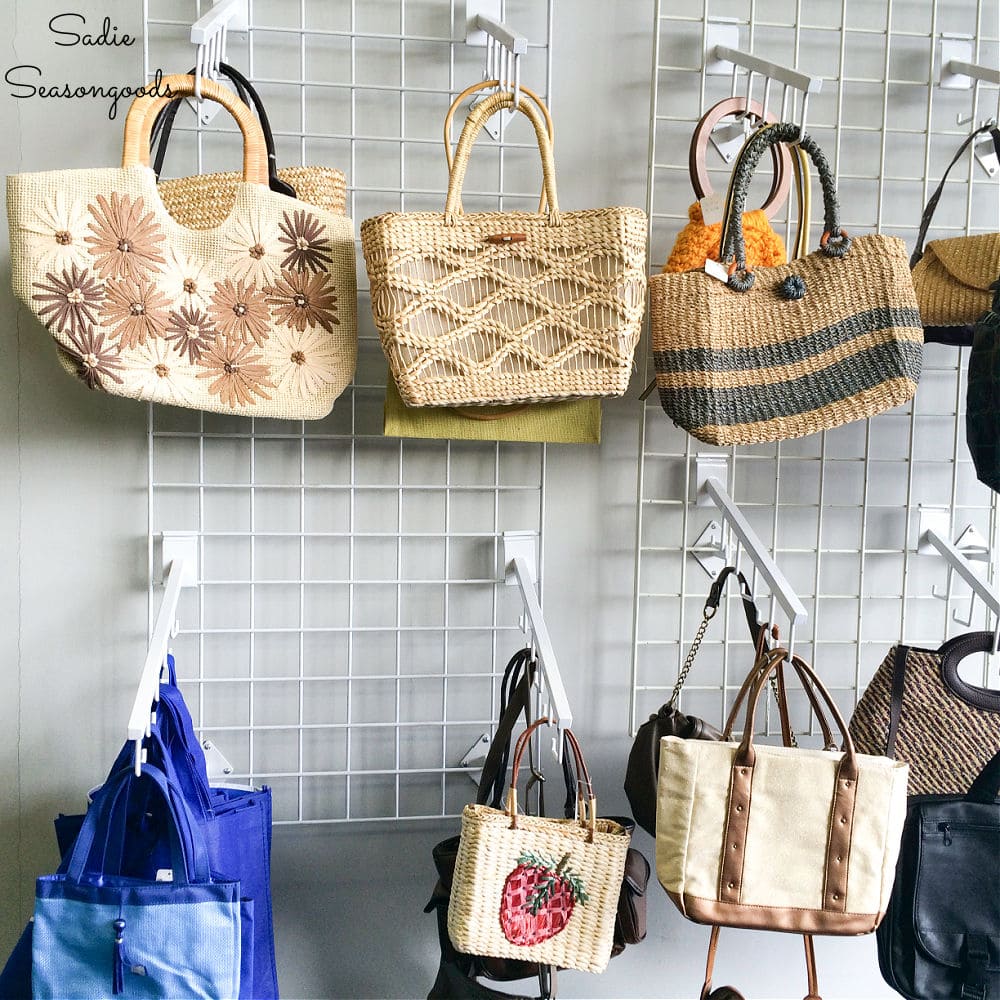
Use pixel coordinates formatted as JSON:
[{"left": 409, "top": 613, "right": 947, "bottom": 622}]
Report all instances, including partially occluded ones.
[
  {"left": 154, "top": 869, "right": 174, "bottom": 882},
  {"left": 700, "top": 191, "right": 726, "bottom": 226},
  {"left": 704, "top": 258, "right": 729, "bottom": 283}
]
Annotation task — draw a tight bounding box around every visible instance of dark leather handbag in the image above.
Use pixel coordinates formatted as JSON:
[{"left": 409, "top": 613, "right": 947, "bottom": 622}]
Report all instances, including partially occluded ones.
[
  {"left": 426, "top": 649, "right": 649, "bottom": 999},
  {"left": 877, "top": 747, "right": 1000, "bottom": 999},
  {"left": 625, "top": 567, "right": 766, "bottom": 837}
]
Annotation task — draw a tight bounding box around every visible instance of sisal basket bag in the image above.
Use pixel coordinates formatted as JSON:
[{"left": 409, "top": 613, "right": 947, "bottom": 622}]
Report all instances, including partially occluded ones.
[
  {"left": 657, "top": 646, "right": 909, "bottom": 936},
  {"left": 7, "top": 75, "right": 357, "bottom": 420},
  {"left": 650, "top": 123, "right": 923, "bottom": 446},
  {"left": 362, "top": 89, "right": 647, "bottom": 407},
  {"left": 448, "top": 719, "right": 631, "bottom": 974}
]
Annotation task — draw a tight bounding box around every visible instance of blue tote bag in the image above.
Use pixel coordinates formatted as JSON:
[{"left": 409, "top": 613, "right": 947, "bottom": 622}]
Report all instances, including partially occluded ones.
[
  {"left": 32, "top": 763, "right": 243, "bottom": 1000},
  {"left": 51, "top": 657, "right": 278, "bottom": 1000}
]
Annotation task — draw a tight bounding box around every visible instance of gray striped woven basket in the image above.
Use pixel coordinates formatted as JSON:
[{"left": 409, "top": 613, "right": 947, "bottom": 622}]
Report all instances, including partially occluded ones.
[{"left": 650, "top": 124, "right": 922, "bottom": 446}]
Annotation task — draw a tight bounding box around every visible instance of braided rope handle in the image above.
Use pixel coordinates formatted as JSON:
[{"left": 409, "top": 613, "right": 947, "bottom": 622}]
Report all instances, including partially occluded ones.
[
  {"left": 122, "top": 74, "right": 270, "bottom": 186},
  {"left": 720, "top": 123, "right": 850, "bottom": 291},
  {"left": 443, "top": 90, "right": 561, "bottom": 226}
]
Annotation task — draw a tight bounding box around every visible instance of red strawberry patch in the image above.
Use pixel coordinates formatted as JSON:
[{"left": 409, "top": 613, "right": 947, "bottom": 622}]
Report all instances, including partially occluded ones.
[{"left": 499, "top": 851, "right": 589, "bottom": 946}]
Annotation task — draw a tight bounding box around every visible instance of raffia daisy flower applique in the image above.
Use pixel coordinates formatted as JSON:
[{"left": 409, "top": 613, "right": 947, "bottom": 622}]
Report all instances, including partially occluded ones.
[
  {"left": 165, "top": 306, "right": 216, "bottom": 363},
  {"left": 120, "top": 337, "right": 194, "bottom": 407},
  {"left": 223, "top": 208, "right": 283, "bottom": 288},
  {"left": 277, "top": 210, "right": 333, "bottom": 273},
  {"left": 267, "top": 270, "right": 340, "bottom": 333},
  {"left": 32, "top": 263, "right": 104, "bottom": 335},
  {"left": 62, "top": 325, "right": 124, "bottom": 391},
  {"left": 101, "top": 277, "right": 171, "bottom": 350},
  {"left": 85, "top": 192, "right": 166, "bottom": 282},
  {"left": 21, "top": 191, "right": 91, "bottom": 272},
  {"left": 196, "top": 335, "right": 276, "bottom": 409},
  {"left": 209, "top": 277, "right": 271, "bottom": 347},
  {"left": 161, "top": 247, "right": 213, "bottom": 311},
  {"left": 272, "top": 326, "right": 344, "bottom": 399}
]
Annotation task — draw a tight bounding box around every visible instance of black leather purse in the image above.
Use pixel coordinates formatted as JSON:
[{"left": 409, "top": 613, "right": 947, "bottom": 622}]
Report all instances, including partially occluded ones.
[{"left": 877, "top": 747, "right": 1000, "bottom": 1000}]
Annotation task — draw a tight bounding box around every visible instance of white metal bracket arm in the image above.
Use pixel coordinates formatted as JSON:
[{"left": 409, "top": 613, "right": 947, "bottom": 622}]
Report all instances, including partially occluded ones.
[{"left": 917, "top": 507, "right": 999, "bottom": 619}]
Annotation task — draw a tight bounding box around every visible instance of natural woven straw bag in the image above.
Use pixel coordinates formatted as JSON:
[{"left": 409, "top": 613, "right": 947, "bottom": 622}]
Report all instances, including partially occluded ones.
[
  {"left": 911, "top": 124, "right": 1000, "bottom": 328},
  {"left": 448, "top": 719, "right": 631, "bottom": 974},
  {"left": 7, "top": 75, "right": 357, "bottom": 419},
  {"left": 151, "top": 63, "right": 347, "bottom": 229},
  {"left": 651, "top": 122, "right": 923, "bottom": 446},
  {"left": 362, "top": 89, "right": 647, "bottom": 407},
  {"left": 849, "top": 634, "right": 1000, "bottom": 795},
  {"left": 657, "top": 646, "right": 909, "bottom": 936}
]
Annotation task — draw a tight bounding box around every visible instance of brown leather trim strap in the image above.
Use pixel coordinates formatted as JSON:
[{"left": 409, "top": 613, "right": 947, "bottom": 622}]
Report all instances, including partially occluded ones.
[
  {"left": 668, "top": 891, "right": 883, "bottom": 935},
  {"left": 822, "top": 760, "right": 858, "bottom": 914},
  {"left": 803, "top": 934, "right": 822, "bottom": 1000},
  {"left": 885, "top": 645, "right": 908, "bottom": 756},
  {"left": 701, "top": 925, "right": 721, "bottom": 1000},
  {"left": 719, "top": 762, "right": 753, "bottom": 904}
]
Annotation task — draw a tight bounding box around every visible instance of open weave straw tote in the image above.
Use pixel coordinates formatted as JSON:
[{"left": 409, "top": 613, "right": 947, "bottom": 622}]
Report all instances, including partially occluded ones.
[
  {"left": 650, "top": 122, "right": 922, "bottom": 446},
  {"left": 447, "top": 719, "right": 631, "bottom": 975},
  {"left": 7, "top": 75, "right": 357, "bottom": 420},
  {"left": 361, "top": 89, "right": 647, "bottom": 407}
]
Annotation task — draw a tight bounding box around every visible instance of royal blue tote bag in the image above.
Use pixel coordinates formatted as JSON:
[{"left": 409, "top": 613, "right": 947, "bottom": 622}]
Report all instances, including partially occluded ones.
[
  {"left": 50, "top": 657, "right": 278, "bottom": 1000},
  {"left": 32, "top": 763, "right": 243, "bottom": 1000}
]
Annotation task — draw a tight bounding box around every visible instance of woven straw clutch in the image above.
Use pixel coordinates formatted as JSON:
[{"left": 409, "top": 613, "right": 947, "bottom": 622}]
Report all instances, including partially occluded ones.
[
  {"left": 912, "top": 232, "right": 1000, "bottom": 327},
  {"left": 362, "top": 89, "right": 647, "bottom": 407},
  {"left": 651, "top": 123, "right": 922, "bottom": 446}
]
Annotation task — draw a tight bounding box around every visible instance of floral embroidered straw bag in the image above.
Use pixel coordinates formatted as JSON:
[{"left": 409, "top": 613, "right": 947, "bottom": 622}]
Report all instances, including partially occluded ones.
[{"left": 7, "top": 74, "right": 357, "bottom": 419}]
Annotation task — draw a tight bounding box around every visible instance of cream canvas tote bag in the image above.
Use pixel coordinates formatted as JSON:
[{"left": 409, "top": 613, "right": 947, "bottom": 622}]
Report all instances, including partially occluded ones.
[{"left": 657, "top": 648, "right": 908, "bottom": 935}]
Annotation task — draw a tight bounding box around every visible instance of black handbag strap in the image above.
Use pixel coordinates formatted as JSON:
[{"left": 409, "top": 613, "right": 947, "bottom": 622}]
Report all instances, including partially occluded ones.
[
  {"left": 911, "top": 123, "right": 1000, "bottom": 267},
  {"left": 885, "top": 644, "right": 909, "bottom": 757},
  {"left": 150, "top": 62, "right": 296, "bottom": 198}
]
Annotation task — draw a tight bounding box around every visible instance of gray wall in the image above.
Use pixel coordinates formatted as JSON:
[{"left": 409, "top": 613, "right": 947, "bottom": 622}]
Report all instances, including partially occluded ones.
[{"left": 1, "top": 2, "right": 899, "bottom": 997}]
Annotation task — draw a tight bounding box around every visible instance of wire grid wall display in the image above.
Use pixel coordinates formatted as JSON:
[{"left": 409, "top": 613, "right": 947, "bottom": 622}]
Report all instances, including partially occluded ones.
[
  {"left": 142, "top": 0, "right": 556, "bottom": 824},
  {"left": 632, "top": 0, "right": 1000, "bottom": 737}
]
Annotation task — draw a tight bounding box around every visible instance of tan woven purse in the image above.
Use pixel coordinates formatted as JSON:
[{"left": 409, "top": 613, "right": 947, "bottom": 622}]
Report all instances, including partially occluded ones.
[
  {"left": 362, "top": 90, "right": 647, "bottom": 407},
  {"left": 650, "top": 123, "right": 923, "bottom": 446},
  {"left": 911, "top": 124, "right": 1000, "bottom": 328},
  {"left": 7, "top": 74, "right": 357, "bottom": 419},
  {"left": 448, "top": 718, "right": 631, "bottom": 974}
]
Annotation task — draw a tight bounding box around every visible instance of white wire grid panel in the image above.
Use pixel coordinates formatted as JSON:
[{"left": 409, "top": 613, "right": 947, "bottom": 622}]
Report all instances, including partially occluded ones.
[
  {"left": 632, "top": 0, "right": 1000, "bottom": 738},
  {"left": 142, "top": 0, "right": 556, "bottom": 824}
]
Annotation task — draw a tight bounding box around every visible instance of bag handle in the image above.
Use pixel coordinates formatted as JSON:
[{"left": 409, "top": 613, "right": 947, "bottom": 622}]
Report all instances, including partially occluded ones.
[
  {"left": 688, "top": 97, "right": 791, "bottom": 218},
  {"left": 701, "top": 926, "right": 822, "bottom": 1000},
  {"left": 122, "top": 74, "right": 270, "bottom": 186},
  {"left": 735, "top": 648, "right": 857, "bottom": 777},
  {"left": 65, "top": 762, "right": 211, "bottom": 885},
  {"left": 443, "top": 91, "right": 560, "bottom": 226},
  {"left": 966, "top": 746, "right": 1000, "bottom": 804},
  {"left": 911, "top": 123, "right": 1000, "bottom": 267},
  {"left": 506, "top": 718, "right": 596, "bottom": 842},
  {"left": 149, "top": 63, "right": 296, "bottom": 198},
  {"left": 719, "top": 123, "right": 849, "bottom": 291},
  {"left": 444, "top": 81, "right": 554, "bottom": 215}
]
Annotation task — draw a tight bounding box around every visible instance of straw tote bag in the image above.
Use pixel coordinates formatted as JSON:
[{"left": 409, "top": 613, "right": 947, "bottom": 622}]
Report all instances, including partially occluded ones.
[
  {"left": 362, "top": 89, "right": 647, "bottom": 407},
  {"left": 150, "top": 62, "right": 347, "bottom": 228},
  {"left": 448, "top": 718, "right": 631, "bottom": 974},
  {"left": 650, "top": 122, "right": 923, "bottom": 446},
  {"left": 657, "top": 646, "right": 909, "bottom": 935},
  {"left": 911, "top": 123, "right": 1000, "bottom": 334},
  {"left": 7, "top": 74, "right": 357, "bottom": 419}
]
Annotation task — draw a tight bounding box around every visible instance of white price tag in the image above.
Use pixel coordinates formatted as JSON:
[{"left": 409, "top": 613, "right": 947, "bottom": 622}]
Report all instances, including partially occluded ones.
[
  {"left": 154, "top": 869, "right": 174, "bottom": 882},
  {"left": 700, "top": 191, "right": 726, "bottom": 226},
  {"left": 704, "top": 258, "right": 729, "bottom": 283}
]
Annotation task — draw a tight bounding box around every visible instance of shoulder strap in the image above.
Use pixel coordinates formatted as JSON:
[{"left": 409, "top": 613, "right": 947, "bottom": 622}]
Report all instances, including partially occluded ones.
[
  {"left": 911, "top": 124, "right": 1000, "bottom": 267},
  {"left": 885, "top": 645, "right": 909, "bottom": 757}
]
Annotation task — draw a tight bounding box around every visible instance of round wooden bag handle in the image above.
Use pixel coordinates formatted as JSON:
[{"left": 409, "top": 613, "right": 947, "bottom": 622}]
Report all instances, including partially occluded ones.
[
  {"left": 689, "top": 97, "right": 791, "bottom": 219},
  {"left": 122, "top": 74, "right": 270, "bottom": 187}
]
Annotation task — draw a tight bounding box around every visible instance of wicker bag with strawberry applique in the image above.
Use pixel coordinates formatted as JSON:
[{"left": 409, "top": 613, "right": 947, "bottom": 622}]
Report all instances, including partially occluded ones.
[{"left": 448, "top": 719, "right": 631, "bottom": 975}]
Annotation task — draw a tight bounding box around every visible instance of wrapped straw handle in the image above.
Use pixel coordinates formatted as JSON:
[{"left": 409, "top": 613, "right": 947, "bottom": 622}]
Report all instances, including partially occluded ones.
[
  {"left": 506, "top": 718, "right": 597, "bottom": 842},
  {"left": 444, "top": 90, "right": 560, "bottom": 226},
  {"left": 122, "top": 74, "right": 270, "bottom": 186},
  {"left": 444, "top": 81, "right": 554, "bottom": 215},
  {"left": 720, "top": 123, "right": 850, "bottom": 292}
]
